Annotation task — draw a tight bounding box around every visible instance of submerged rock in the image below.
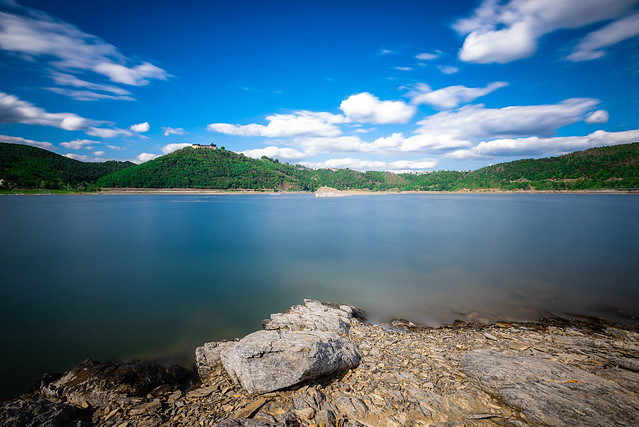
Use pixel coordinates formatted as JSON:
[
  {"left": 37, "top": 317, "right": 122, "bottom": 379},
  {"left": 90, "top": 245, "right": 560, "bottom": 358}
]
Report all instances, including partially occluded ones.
[
  {"left": 262, "top": 299, "right": 365, "bottom": 334},
  {"left": 461, "top": 349, "right": 639, "bottom": 426},
  {"left": 220, "top": 330, "right": 361, "bottom": 394}
]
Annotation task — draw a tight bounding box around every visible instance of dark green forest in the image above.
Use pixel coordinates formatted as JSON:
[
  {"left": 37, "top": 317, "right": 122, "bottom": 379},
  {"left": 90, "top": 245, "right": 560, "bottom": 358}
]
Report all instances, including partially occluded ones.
[
  {"left": 2, "top": 141, "right": 638, "bottom": 192},
  {"left": 0, "top": 142, "right": 133, "bottom": 191}
]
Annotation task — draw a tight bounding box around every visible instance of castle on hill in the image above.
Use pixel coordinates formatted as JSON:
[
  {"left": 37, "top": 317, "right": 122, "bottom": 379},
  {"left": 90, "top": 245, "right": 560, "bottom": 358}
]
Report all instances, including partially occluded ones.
[{"left": 191, "top": 143, "right": 218, "bottom": 149}]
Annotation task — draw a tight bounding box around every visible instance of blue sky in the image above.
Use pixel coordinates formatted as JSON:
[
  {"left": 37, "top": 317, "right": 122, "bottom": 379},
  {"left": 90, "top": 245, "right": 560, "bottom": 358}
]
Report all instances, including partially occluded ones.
[{"left": 1, "top": 0, "right": 639, "bottom": 172}]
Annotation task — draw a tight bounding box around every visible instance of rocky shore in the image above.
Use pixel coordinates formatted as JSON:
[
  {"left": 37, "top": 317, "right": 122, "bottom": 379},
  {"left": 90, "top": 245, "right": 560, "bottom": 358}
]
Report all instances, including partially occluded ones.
[{"left": 2, "top": 300, "right": 639, "bottom": 426}]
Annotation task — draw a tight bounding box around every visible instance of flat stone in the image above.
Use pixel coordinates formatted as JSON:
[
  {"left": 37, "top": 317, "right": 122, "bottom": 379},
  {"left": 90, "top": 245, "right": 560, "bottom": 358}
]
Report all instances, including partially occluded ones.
[
  {"left": 461, "top": 349, "right": 639, "bottom": 426},
  {"left": 262, "top": 299, "right": 364, "bottom": 334},
  {"left": 221, "top": 330, "right": 361, "bottom": 394}
]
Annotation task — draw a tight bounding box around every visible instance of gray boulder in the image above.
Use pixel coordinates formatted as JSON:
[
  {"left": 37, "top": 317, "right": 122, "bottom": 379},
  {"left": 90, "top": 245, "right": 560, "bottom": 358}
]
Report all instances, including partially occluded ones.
[
  {"left": 262, "top": 299, "right": 365, "bottom": 334},
  {"left": 461, "top": 349, "right": 639, "bottom": 426},
  {"left": 195, "top": 341, "right": 237, "bottom": 383},
  {"left": 221, "top": 330, "right": 361, "bottom": 394}
]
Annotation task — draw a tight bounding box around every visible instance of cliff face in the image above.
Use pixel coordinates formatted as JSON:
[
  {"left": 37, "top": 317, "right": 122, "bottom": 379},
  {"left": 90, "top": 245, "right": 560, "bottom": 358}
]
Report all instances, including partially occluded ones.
[{"left": 2, "top": 301, "right": 639, "bottom": 426}]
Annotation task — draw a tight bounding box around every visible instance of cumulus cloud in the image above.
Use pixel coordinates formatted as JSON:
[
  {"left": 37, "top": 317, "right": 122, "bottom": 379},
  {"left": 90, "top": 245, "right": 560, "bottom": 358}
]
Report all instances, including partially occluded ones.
[
  {"left": 0, "top": 6, "right": 169, "bottom": 85},
  {"left": 0, "top": 133, "right": 53, "bottom": 149},
  {"left": 446, "top": 129, "right": 639, "bottom": 159},
  {"left": 241, "top": 146, "right": 306, "bottom": 160},
  {"left": 59, "top": 139, "right": 100, "bottom": 149},
  {"left": 161, "top": 127, "right": 185, "bottom": 136},
  {"left": 567, "top": 12, "right": 639, "bottom": 61},
  {"left": 161, "top": 142, "right": 191, "bottom": 154},
  {"left": 454, "top": 0, "right": 637, "bottom": 63},
  {"left": 408, "top": 81, "right": 508, "bottom": 109},
  {"left": 0, "top": 91, "right": 94, "bottom": 129},
  {"left": 135, "top": 153, "right": 158, "bottom": 163},
  {"left": 586, "top": 109, "right": 609, "bottom": 124},
  {"left": 208, "top": 111, "right": 347, "bottom": 138},
  {"left": 130, "top": 122, "right": 150, "bottom": 133},
  {"left": 340, "top": 92, "right": 416, "bottom": 124},
  {"left": 302, "top": 157, "right": 438, "bottom": 173}
]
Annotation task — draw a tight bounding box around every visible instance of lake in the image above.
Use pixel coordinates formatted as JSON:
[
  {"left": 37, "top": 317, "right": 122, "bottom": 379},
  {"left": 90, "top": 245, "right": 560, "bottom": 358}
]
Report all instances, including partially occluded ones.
[{"left": 1, "top": 193, "right": 638, "bottom": 401}]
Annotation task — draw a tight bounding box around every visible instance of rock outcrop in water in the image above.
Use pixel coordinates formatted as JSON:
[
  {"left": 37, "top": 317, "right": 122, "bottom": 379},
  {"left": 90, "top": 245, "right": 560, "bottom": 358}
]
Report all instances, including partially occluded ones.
[{"left": 2, "top": 300, "right": 639, "bottom": 426}]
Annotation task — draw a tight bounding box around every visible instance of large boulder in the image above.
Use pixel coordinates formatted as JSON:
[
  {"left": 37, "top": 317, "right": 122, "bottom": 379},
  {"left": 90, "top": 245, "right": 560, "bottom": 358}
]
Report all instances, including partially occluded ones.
[
  {"left": 262, "top": 299, "right": 365, "bottom": 334},
  {"left": 461, "top": 349, "right": 639, "bottom": 426},
  {"left": 220, "top": 330, "right": 361, "bottom": 394}
]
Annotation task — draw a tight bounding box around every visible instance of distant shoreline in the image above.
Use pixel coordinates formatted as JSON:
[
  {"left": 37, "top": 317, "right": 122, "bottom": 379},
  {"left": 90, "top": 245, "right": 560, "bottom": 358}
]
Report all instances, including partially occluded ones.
[{"left": 2, "top": 187, "right": 638, "bottom": 196}]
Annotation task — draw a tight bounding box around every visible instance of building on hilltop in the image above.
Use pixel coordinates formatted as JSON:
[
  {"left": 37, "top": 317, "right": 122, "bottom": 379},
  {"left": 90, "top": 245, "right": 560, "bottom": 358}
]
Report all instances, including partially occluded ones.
[{"left": 191, "top": 143, "right": 218, "bottom": 149}]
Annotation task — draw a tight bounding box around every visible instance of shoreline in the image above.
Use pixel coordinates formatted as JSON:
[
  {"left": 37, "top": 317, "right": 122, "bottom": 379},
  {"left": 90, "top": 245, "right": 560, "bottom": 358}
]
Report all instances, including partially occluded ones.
[
  {"left": 2, "top": 300, "right": 638, "bottom": 426},
  {"left": 2, "top": 187, "right": 638, "bottom": 196}
]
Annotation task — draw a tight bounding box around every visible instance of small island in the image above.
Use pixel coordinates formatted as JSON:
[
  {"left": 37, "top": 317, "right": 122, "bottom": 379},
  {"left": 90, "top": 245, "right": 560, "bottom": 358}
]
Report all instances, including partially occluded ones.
[{"left": 2, "top": 300, "right": 638, "bottom": 426}]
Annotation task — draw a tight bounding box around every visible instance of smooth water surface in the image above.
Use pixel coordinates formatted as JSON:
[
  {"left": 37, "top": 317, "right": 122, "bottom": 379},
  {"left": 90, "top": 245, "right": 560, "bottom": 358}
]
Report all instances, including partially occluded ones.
[{"left": 1, "top": 193, "right": 638, "bottom": 400}]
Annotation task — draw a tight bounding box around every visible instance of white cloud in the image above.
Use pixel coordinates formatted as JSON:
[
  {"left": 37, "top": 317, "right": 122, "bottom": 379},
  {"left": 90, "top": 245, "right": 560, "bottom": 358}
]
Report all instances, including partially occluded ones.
[
  {"left": 414, "top": 98, "right": 600, "bottom": 141},
  {"left": 135, "top": 152, "right": 158, "bottom": 163},
  {"left": 302, "top": 157, "right": 438, "bottom": 173},
  {"left": 395, "top": 66, "right": 413, "bottom": 71},
  {"left": 64, "top": 152, "right": 100, "bottom": 162},
  {"left": 208, "top": 111, "right": 347, "bottom": 138},
  {"left": 586, "top": 109, "right": 609, "bottom": 124},
  {"left": 161, "top": 142, "right": 191, "bottom": 154},
  {"left": 45, "top": 87, "right": 135, "bottom": 101},
  {"left": 0, "top": 6, "right": 169, "bottom": 85},
  {"left": 161, "top": 126, "right": 185, "bottom": 136},
  {"left": 59, "top": 139, "right": 100, "bottom": 149},
  {"left": 130, "top": 122, "right": 150, "bottom": 133},
  {"left": 454, "top": 0, "right": 638, "bottom": 63},
  {"left": 241, "top": 146, "right": 306, "bottom": 160},
  {"left": 0, "top": 91, "right": 94, "bottom": 129},
  {"left": 86, "top": 127, "right": 132, "bottom": 138},
  {"left": 438, "top": 65, "right": 459, "bottom": 74},
  {"left": 408, "top": 81, "right": 508, "bottom": 109},
  {"left": 93, "top": 150, "right": 105, "bottom": 156},
  {"left": 340, "top": 92, "right": 416, "bottom": 124},
  {"left": 416, "top": 52, "right": 440, "bottom": 60},
  {"left": 49, "top": 72, "right": 132, "bottom": 95},
  {"left": 446, "top": 129, "right": 639, "bottom": 159},
  {"left": 0, "top": 133, "right": 53, "bottom": 149},
  {"left": 567, "top": 12, "right": 639, "bottom": 61}
]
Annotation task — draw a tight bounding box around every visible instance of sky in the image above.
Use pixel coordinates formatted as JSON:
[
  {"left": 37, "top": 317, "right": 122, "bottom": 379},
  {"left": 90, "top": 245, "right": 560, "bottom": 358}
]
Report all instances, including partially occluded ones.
[{"left": 1, "top": 0, "right": 639, "bottom": 172}]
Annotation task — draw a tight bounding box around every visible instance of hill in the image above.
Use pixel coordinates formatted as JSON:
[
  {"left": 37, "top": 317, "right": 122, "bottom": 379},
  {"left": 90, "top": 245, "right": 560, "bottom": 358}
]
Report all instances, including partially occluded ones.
[
  {"left": 0, "top": 142, "right": 134, "bottom": 191},
  {"left": 3, "top": 141, "right": 639, "bottom": 192}
]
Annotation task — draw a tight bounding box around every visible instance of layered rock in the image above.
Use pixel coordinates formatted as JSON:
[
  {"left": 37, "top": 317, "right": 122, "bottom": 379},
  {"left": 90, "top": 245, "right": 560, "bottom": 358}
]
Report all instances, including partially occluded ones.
[
  {"left": 461, "top": 349, "right": 639, "bottom": 426},
  {"left": 262, "top": 299, "right": 365, "bottom": 334},
  {"left": 220, "top": 330, "right": 361, "bottom": 394},
  {"left": 39, "top": 359, "right": 196, "bottom": 408}
]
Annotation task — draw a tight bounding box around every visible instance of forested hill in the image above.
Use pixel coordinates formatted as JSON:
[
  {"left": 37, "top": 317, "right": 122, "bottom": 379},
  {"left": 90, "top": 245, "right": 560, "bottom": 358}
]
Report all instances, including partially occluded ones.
[
  {"left": 0, "top": 142, "right": 134, "bottom": 191},
  {"left": 2, "top": 141, "right": 639, "bottom": 192},
  {"left": 450, "top": 142, "right": 639, "bottom": 191}
]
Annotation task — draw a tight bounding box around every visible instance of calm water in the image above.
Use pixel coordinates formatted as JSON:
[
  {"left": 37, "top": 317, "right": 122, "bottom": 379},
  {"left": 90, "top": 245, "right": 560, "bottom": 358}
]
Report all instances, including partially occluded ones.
[{"left": 1, "top": 193, "right": 638, "bottom": 400}]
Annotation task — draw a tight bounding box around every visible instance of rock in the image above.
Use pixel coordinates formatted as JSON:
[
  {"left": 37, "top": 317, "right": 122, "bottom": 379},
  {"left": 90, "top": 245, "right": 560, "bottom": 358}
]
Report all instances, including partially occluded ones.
[
  {"left": 0, "top": 398, "right": 91, "bottom": 427},
  {"left": 262, "top": 299, "right": 365, "bottom": 334},
  {"left": 461, "top": 349, "right": 639, "bottom": 426},
  {"left": 314, "top": 186, "right": 349, "bottom": 197},
  {"left": 39, "top": 359, "right": 196, "bottom": 408},
  {"left": 195, "top": 341, "right": 237, "bottom": 383},
  {"left": 221, "top": 330, "right": 361, "bottom": 394}
]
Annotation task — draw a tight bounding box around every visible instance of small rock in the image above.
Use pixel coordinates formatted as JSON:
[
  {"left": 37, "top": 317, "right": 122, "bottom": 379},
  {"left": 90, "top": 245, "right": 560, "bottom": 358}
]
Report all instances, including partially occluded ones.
[
  {"left": 195, "top": 341, "right": 237, "bottom": 383},
  {"left": 262, "top": 299, "right": 364, "bottom": 334}
]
